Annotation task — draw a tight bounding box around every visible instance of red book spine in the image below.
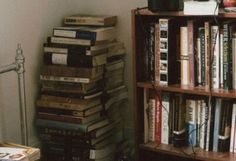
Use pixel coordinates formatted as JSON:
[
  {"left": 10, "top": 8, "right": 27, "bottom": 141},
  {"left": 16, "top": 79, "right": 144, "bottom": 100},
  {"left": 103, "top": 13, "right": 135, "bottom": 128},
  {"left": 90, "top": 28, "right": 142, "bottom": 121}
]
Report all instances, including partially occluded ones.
[{"left": 155, "top": 93, "right": 162, "bottom": 144}]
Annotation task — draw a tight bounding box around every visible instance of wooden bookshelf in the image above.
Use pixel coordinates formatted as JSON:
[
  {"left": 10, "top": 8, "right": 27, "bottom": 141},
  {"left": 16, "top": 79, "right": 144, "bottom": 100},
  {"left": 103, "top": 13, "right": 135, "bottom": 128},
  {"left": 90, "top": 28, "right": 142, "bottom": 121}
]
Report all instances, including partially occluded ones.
[
  {"left": 140, "top": 142, "right": 234, "bottom": 161},
  {"left": 132, "top": 7, "right": 236, "bottom": 161},
  {"left": 137, "top": 82, "right": 236, "bottom": 98}
]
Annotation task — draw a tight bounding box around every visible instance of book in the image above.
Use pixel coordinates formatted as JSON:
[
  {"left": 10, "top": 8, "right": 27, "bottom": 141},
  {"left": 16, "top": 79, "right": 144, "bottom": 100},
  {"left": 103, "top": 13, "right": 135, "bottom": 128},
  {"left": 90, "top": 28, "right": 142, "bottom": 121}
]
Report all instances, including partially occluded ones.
[
  {"left": 232, "top": 32, "right": 236, "bottom": 89},
  {"left": 180, "top": 26, "right": 190, "bottom": 86},
  {"left": 211, "top": 25, "right": 220, "bottom": 89},
  {"left": 38, "top": 111, "right": 101, "bottom": 124},
  {"left": 36, "top": 96, "right": 101, "bottom": 111},
  {"left": 40, "top": 89, "right": 103, "bottom": 99},
  {"left": 185, "top": 99, "right": 197, "bottom": 147},
  {"left": 172, "top": 94, "right": 186, "bottom": 147},
  {"left": 64, "top": 14, "right": 117, "bottom": 26},
  {"left": 183, "top": 1, "right": 218, "bottom": 15},
  {"left": 36, "top": 118, "right": 110, "bottom": 133},
  {"left": 161, "top": 93, "right": 170, "bottom": 144},
  {"left": 43, "top": 42, "right": 109, "bottom": 56},
  {"left": 213, "top": 98, "right": 221, "bottom": 152},
  {"left": 148, "top": 97, "right": 156, "bottom": 142},
  {"left": 41, "top": 80, "right": 99, "bottom": 94},
  {"left": 230, "top": 104, "right": 236, "bottom": 152},
  {"left": 47, "top": 36, "right": 110, "bottom": 46},
  {"left": 218, "top": 100, "right": 232, "bottom": 152},
  {"left": 41, "top": 64, "right": 104, "bottom": 78},
  {"left": 159, "top": 18, "right": 180, "bottom": 85},
  {"left": 53, "top": 26, "right": 115, "bottom": 41},
  {"left": 43, "top": 52, "right": 107, "bottom": 67},
  {"left": 39, "top": 121, "right": 115, "bottom": 139},
  {"left": 0, "top": 143, "right": 40, "bottom": 161},
  {"left": 223, "top": 20, "right": 235, "bottom": 90},
  {"left": 37, "top": 104, "right": 103, "bottom": 117},
  {"left": 199, "top": 27, "right": 205, "bottom": 86},
  {"left": 40, "top": 74, "right": 103, "bottom": 84}
]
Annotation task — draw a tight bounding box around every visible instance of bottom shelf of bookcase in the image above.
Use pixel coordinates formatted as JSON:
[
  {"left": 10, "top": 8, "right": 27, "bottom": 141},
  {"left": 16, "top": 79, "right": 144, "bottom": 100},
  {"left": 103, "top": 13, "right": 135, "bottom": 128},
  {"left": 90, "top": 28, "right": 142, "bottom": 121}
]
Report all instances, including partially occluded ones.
[{"left": 139, "top": 142, "right": 234, "bottom": 161}]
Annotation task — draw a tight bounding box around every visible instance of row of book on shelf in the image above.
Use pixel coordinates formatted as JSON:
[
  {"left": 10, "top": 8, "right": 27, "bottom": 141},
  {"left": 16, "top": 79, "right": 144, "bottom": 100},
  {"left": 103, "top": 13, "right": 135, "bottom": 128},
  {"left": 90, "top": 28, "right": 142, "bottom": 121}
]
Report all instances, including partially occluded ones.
[
  {"left": 144, "top": 89, "right": 236, "bottom": 153},
  {"left": 144, "top": 17, "right": 236, "bottom": 90},
  {"left": 35, "top": 14, "right": 130, "bottom": 161}
]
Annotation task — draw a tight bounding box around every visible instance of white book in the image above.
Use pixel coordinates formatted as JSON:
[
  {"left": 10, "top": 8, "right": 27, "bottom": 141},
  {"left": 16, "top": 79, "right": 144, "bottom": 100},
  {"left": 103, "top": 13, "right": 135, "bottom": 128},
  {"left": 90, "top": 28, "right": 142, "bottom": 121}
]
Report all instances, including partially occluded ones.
[
  {"left": 211, "top": 25, "right": 220, "bottom": 89},
  {"left": 184, "top": 1, "right": 218, "bottom": 15},
  {"left": 230, "top": 104, "right": 236, "bottom": 152},
  {"left": 220, "top": 32, "right": 224, "bottom": 88},
  {"left": 199, "top": 100, "right": 206, "bottom": 149},
  {"left": 161, "top": 93, "right": 170, "bottom": 144},
  {"left": 206, "top": 102, "right": 212, "bottom": 151},
  {"left": 148, "top": 98, "right": 156, "bottom": 142},
  {"left": 197, "top": 38, "right": 202, "bottom": 85},
  {"left": 180, "top": 26, "right": 190, "bottom": 86}
]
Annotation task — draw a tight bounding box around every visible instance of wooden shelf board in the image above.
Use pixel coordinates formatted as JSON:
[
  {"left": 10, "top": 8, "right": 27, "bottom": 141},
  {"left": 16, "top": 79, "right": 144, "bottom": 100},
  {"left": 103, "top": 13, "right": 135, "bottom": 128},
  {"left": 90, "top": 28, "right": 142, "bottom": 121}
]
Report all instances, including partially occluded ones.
[
  {"left": 140, "top": 142, "right": 234, "bottom": 161},
  {"left": 133, "top": 8, "right": 236, "bottom": 18},
  {"left": 137, "top": 82, "right": 236, "bottom": 98}
]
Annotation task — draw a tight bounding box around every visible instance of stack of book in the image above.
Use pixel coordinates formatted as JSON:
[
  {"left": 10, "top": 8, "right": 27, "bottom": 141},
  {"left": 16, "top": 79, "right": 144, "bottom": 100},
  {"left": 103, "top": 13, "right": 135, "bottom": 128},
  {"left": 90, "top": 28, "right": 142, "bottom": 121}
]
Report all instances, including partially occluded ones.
[{"left": 35, "top": 14, "right": 128, "bottom": 161}]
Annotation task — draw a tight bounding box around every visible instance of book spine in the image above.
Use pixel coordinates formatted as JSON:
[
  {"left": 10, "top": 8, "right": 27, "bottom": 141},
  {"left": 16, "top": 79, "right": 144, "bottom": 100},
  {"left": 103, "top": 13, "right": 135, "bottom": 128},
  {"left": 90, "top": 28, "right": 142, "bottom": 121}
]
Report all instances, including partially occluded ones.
[
  {"left": 180, "top": 26, "right": 190, "bottom": 86},
  {"left": 204, "top": 21, "right": 211, "bottom": 89},
  {"left": 53, "top": 28, "right": 96, "bottom": 41},
  {"left": 148, "top": 98, "right": 156, "bottom": 142},
  {"left": 155, "top": 23, "right": 160, "bottom": 83},
  {"left": 211, "top": 25, "right": 220, "bottom": 89},
  {"left": 44, "top": 52, "right": 106, "bottom": 67},
  {"left": 40, "top": 74, "right": 97, "bottom": 84},
  {"left": 197, "top": 37, "right": 201, "bottom": 86},
  {"left": 41, "top": 65, "right": 103, "bottom": 78},
  {"left": 230, "top": 104, "right": 236, "bottom": 152},
  {"left": 199, "top": 27, "right": 205, "bottom": 86},
  {"left": 36, "top": 119, "right": 87, "bottom": 132},
  {"left": 48, "top": 36, "right": 92, "bottom": 46},
  {"left": 36, "top": 99, "right": 94, "bottom": 111},
  {"left": 213, "top": 98, "right": 221, "bottom": 152},
  {"left": 187, "top": 20, "right": 196, "bottom": 87},
  {"left": 232, "top": 34, "right": 236, "bottom": 89},
  {"left": 155, "top": 94, "right": 161, "bottom": 144},
  {"left": 220, "top": 29, "right": 224, "bottom": 88},
  {"left": 186, "top": 99, "right": 197, "bottom": 146},
  {"left": 223, "top": 22, "right": 233, "bottom": 90},
  {"left": 161, "top": 93, "right": 170, "bottom": 144},
  {"left": 148, "top": 23, "right": 155, "bottom": 81},
  {"left": 159, "top": 19, "right": 168, "bottom": 85},
  {"left": 144, "top": 88, "right": 149, "bottom": 143}
]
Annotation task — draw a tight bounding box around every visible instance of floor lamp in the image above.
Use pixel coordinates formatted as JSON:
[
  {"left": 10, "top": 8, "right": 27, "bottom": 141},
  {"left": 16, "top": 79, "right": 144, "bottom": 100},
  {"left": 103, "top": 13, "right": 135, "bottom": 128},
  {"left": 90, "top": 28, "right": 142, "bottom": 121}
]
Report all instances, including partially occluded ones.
[{"left": 0, "top": 44, "right": 28, "bottom": 146}]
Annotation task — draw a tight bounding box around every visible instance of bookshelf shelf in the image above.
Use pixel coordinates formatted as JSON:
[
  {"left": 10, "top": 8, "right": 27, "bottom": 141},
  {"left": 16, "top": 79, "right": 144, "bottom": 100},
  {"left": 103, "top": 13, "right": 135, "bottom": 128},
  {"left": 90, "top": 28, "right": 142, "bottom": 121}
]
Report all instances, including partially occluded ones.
[
  {"left": 135, "top": 8, "right": 236, "bottom": 18},
  {"left": 137, "top": 82, "right": 236, "bottom": 98},
  {"left": 140, "top": 142, "right": 234, "bottom": 161}
]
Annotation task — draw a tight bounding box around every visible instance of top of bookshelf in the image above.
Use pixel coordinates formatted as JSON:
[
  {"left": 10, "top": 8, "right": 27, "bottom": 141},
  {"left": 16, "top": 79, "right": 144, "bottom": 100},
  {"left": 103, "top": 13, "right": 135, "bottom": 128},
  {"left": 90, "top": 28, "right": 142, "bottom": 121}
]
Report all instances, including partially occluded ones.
[{"left": 133, "top": 8, "right": 236, "bottom": 18}]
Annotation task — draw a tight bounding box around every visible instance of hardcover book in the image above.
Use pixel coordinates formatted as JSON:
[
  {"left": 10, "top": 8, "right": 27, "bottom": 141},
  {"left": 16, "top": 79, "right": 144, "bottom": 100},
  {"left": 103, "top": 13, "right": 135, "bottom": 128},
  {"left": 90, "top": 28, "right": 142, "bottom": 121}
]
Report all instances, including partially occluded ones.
[
  {"left": 53, "top": 26, "right": 115, "bottom": 41},
  {"left": 43, "top": 42, "right": 109, "bottom": 56},
  {"left": 41, "top": 65, "right": 104, "bottom": 78},
  {"left": 64, "top": 14, "right": 117, "bottom": 26},
  {"left": 43, "top": 52, "right": 107, "bottom": 68}
]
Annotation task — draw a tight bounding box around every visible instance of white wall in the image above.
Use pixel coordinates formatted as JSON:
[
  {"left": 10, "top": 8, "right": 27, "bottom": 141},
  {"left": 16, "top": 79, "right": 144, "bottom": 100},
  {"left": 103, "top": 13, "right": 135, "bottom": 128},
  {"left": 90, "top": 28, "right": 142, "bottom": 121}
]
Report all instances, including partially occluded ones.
[{"left": 0, "top": 0, "right": 147, "bottom": 146}]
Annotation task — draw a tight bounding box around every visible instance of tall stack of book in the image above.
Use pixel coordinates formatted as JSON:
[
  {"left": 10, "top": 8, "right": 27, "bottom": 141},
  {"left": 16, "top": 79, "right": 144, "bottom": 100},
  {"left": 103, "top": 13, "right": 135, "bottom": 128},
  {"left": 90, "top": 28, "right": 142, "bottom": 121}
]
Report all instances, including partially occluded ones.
[
  {"left": 104, "top": 41, "right": 129, "bottom": 160},
  {"left": 35, "top": 14, "right": 128, "bottom": 161}
]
